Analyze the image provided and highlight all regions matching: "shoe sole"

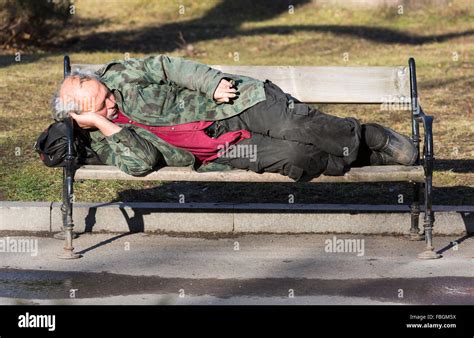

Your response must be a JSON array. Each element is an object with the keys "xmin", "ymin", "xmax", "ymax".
[{"xmin": 380, "ymin": 128, "xmax": 417, "ymax": 166}]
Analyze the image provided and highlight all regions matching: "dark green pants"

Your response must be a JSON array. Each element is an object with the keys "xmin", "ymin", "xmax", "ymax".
[{"xmin": 213, "ymin": 80, "xmax": 369, "ymax": 181}]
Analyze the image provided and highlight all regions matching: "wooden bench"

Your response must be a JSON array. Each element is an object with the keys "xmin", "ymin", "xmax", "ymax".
[{"xmin": 57, "ymin": 55, "xmax": 439, "ymax": 260}]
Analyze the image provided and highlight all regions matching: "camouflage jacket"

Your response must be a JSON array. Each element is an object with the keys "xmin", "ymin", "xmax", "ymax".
[{"xmin": 89, "ymin": 55, "xmax": 266, "ymax": 176}]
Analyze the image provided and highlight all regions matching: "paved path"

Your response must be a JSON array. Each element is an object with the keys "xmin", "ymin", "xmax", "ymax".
[{"xmin": 0, "ymin": 233, "xmax": 473, "ymax": 305}]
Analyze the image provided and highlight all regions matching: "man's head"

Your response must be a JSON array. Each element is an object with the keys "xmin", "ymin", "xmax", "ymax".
[{"xmin": 51, "ymin": 73, "xmax": 117, "ymax": 122}]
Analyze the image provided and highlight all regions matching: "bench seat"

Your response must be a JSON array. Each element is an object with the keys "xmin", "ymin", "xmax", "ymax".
[{"xmin": 75, "ymin": 165, "xmax": 425, "ymax": 183}]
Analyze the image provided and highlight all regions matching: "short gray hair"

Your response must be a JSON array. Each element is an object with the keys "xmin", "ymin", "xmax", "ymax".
[{"xmin": 51, "ymin": 71, "xmax": 101, "ymax": 122}]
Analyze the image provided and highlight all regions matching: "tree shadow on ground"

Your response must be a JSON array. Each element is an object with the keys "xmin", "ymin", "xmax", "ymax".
[
  {"xmin": 2, "ymin": 0, "xmax": 473, "ymax": 68},
  {"xmin": 49, "ymin": 0, "xmax": 473, "ymax": 53}
]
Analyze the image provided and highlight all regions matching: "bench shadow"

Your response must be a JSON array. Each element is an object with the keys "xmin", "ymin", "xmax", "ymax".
[
  {"xmin": 110, "ymin": 182, "xmax": 474, "ymax": 205},
  {"xmin": 434, "ymin": 160, "xmax": 474, "ymax": 174},
  {"xmin": 76, "ymin": 232, "xmax": 131, "ymax": 255},
  {"xmin": 436, "ymin": 211, "xmax": 473, "ymax": 255},
  {"xmin": 76, "ymin": 198, "xmax": 473, "ymax": 256},
  {"xmin": 83, "ymin": 204, "xmax": 148, "ymax": 234},
  {"xmin": 78, "ymin": 183, "xmax": 473, "ymax": 241},
  {"xmin": 78, "ymin": 204, "xmax": 152, "ymax": 255}
]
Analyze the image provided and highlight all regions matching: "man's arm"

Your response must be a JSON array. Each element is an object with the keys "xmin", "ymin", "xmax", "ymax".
[
  {"xmin": 72, "ymin": 113, "xmax": 165, "ymax": 176},
  {"xmin": 94, "ymin": 116, "xmax": 122, "ymax": 136},
  {"xmin": 142, "ymin": 55, "xmax": 236, "ymax": 101}
]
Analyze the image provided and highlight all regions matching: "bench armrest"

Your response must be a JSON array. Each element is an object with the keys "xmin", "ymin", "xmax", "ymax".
[{"xmin": 414, "ymin": 107, "xmax": 434, "ymax": 175}]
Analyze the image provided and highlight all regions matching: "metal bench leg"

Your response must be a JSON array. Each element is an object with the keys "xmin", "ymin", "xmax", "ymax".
[
  {"xmin": 409, "ymin": 94, "xmax": 424, "ymax": 241},
  {"xmin": 418, "ymin": 175, "xmax": 440, "ymax": 259},
  {"xmin": 58, "ymin": 167, "xmax": 81, "ymax": 259},
  {"xmin": 57, "ymin": 117, "xmax": 82, "ymax": 259},
  {"xmin": 417, "ymin": 116, "xmax": 440, "ymax": 259},
  {"xmin": 409, "ymin": 183, "xmax": 424, "ymax": 241},
  {"xmin": 53, "ymin": 192, "xmax": 79, "ymax": 240}
]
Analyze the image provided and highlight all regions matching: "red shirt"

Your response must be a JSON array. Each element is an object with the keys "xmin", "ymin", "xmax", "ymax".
[{"xmin": 111, "ymin": 111, "xmax": 251, "ymax": 164}]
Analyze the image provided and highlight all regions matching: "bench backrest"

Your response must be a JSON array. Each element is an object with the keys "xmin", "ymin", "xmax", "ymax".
[{"xmin": 71, "ymin": 64, "xmax": 411, "ymax": 107}]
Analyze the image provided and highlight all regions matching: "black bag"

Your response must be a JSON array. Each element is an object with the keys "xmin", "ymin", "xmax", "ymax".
[{"xmin": 34, "ymin": 121, "xmax": 103, "ymax": 167}]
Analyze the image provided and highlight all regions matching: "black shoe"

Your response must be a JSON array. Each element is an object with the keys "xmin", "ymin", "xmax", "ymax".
[
  {"xmin": 362, "ymin": 123, "xmax": 389, "ymax": 150},
  {"xmin": 369, "ymin": 151, "xmax": 384, "ymax": 165},
  {"xmin": 376, "ymin": 127, "xmax": 417, "ymax": 165}
]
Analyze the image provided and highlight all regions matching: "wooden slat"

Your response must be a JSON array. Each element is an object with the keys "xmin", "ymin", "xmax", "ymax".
[
  {"xmin": 75, "ymin": 165, "xmax": 425, "ymax": 183},
  {"xmin": 71, "ymin": 64, "xmax": 410, "ymax": 105}
]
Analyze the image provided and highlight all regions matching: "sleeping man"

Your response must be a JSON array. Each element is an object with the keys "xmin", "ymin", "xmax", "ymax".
[{"xmin": 52, "ymin": 55, "xmax": 417, "ymax": 182}]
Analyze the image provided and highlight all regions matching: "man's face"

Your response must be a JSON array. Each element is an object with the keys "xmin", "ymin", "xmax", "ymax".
[
  {"xmin": 88, "ymin": 82, "xmax": 118, "ymax": 120},
  {"xmin": 60, "ymin": 77, "xmax": 118, "ymax": 120}
]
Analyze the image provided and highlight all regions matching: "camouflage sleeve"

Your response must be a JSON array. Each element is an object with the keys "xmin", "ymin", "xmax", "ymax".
[
  {"xmin": 143, "ymin": 55, "xmax": 225, "ymax": 100},
  {"xmin": 91, "ymin": 127, "xmax": 166, "ymax": 176}
]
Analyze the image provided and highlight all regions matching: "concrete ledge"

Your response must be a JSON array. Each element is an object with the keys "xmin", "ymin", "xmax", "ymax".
[
  {"xmin": 0, "ymin": 202, "xmax": 51, "ymax": 232},
  {"xmin": 233, "ymin": 211, "xmax": 469, "ymax": 235},
  {"xmin": 50, "ymin": 202, "xmax": 234, "ymax": 233},
  {"xmin": 1, "ymin": 202, "xmax": 472, "ymax": 235}
]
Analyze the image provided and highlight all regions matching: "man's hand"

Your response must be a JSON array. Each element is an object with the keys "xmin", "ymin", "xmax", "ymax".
[
  {"xmin": 70, "ymin": 111, "xmax": 122, "ymax": 137},
  {"xmin": 213, "ymin": 79, "xmax": 238, "ymax": 103},
  {"xmin": 69, "ymin": 111, "xmax": 104, "ymax": 129}
]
